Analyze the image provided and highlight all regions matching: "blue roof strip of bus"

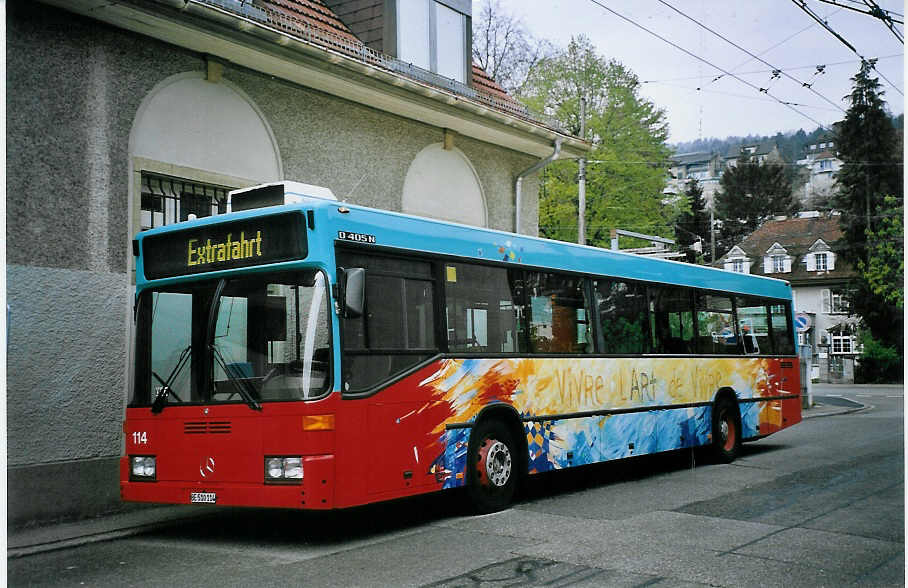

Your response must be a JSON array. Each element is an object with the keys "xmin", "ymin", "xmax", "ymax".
[
  {"xmin": 136, "ymin": 193, "xmax": 792, "ymax": 301},
  {"xmin": 324, "ymin": 200, "xmax": 793, "ymax": 300}
]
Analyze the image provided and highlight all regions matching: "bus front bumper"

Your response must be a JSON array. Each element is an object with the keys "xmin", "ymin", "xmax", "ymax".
[{"xmin": 120, "ymin": 454, "xmax": 335, "ymax": 510}]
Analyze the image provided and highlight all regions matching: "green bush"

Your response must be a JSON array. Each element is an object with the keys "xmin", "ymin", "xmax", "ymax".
[{"xmin": 856, "ymin": 333, "xmax": 903, "ymax": 384}]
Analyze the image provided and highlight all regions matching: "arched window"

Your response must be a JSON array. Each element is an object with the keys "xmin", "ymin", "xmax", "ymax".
[
  {"xmin": 401, "ymin": 143, "xmax": 486, "ymax": 227},
  {"xmin": 129, "ymin": 72, "xmax": 282, "ymax": 234}
]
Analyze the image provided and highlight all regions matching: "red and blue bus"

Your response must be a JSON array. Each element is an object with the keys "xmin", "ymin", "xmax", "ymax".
[{"xmin": 122, "ymin": 181, "xmax": 801, "ymax": 512}]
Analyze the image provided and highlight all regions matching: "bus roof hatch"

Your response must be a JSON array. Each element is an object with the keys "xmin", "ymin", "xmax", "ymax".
[{"xmin": 228, "ymin": 181, "xmax": 337, "ymax": 212}]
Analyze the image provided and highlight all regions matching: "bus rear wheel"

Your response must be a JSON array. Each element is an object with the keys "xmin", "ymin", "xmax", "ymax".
[
  {"xmin": 711, "ymin": 396, "xmax": 741, "ymax": 463},
  {"xmin": 467, "ymin": 420, "xmax": 517, "ymax": 513}
]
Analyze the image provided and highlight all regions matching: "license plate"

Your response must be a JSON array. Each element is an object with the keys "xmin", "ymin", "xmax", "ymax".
[{"xmin": 190, "ymin": 492, "xmax": 216, "ymax": 504}]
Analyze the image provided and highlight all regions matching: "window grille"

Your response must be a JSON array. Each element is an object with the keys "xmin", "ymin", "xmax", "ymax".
[
  {"xmin": 831, "ymin": 334, "xmax": 853, "ymax": 354},
  {"xmin": 815, "ymin": 253, "xmax": 828, "ymax": 271},
  {"xmin": 140, "ymin": 172, "xmax": 231, "ymax": 230}
]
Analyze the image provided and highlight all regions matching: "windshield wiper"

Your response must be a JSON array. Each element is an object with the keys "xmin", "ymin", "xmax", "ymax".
[
  {"xmin": 210, "ymin": 344, "xmax": 262, "ymax": 411},
  {"xmin": 151, "ymin": 344, "xmax": 190, "ymax": 414}
]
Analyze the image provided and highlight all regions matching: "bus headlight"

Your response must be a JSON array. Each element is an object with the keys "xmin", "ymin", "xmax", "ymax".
[
  {"xmin": 265, "ymin": 456, "xmax": 303, "ymax": 482},
  {"xmin": 130, "ymin": 456, "xmax": 156, "ymax": 481}
]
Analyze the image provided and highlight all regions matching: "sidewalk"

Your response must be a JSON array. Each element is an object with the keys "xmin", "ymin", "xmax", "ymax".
[
  {"xmin": 8, "ymin": 397, "xmax": 867, "ymax": 559},
  {"xmin": 8, "ymin": 505, "xmax": 220, "ymax": 559}
]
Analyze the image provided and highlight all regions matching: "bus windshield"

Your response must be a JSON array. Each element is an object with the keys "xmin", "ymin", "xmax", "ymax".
[{"xmin": 133, "ymin": 270, "xmax": 331, "ymax": 407}]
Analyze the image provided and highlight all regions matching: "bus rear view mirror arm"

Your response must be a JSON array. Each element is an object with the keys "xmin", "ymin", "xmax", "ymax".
[{"xmin": 342, "ymin": 267, "xmax": 365, "ymax": 318}]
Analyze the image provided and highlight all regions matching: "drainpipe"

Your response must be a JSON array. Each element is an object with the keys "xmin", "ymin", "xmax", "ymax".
[{"xmin": 515, "ymin": 139, "xmax": 562, "ymax": 234}]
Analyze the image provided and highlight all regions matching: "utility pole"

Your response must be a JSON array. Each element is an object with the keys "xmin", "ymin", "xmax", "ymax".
[
  {"xmin": 710, "ymin": 207, "xmax": 716, "ymax": 263},
  {"xmin": 578, "ymin": 95, "xmax": 587, "ymax": 246}
]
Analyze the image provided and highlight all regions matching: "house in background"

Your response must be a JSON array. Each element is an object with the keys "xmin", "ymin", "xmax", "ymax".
[
  {"xmin": 797, "ymin": 134, "xmax": 842, "ymax": 209},
  {"xmin": 668, "ymin": 140, "xmax": 786, "ymax": 209},
  {"xmin": 666, "ymin": 151, "xmax": 723, "ymax": 207},
  {"xmin": 7, "ymin": 0, "xmax": 588, "ymax": 527},
  {"xmin": 716, "ymin": 212, "xmax": 859, "ymax": 383},
  {"xmin": 723, "ymin": 140, "xmax": 784, "ymax": 169}
]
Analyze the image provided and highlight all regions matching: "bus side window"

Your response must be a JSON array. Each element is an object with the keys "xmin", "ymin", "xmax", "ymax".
[
  {"xmin": 522, "ymin": 271, "xmax": 589, "ymax": 354},
  {"xmin": 444, "ymin": 263, "xmax": 520, "ymax": 353},
  {"xmin": 593, "ymin": 279, "xmax": 648, "ymax": 354},
  {"xmin": 736, "ymin": 296, "xmax": 772, "ymax": 356},
  {"xmin": 336, "ymin": 251, "xmax": 437, "ymax": 393},
  {"xmin": 695, "ymin": 293, "xmax": 737, "ymax": 355},
  {"xmin": 649, "ymin": 286, "xmax": 695, "ymax": 354},
  {"xmin": 769, "ymin": 302, "xmax": 796, "ymax": 355}
]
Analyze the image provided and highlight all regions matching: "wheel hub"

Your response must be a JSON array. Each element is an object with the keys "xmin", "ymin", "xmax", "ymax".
[
  {"xmin": 720, "ymin": 414, "xmax": 736, "ymax": 451},
  {"xmin": 478, "ymin": 439, "xmax": 512, "ymax": 487}
]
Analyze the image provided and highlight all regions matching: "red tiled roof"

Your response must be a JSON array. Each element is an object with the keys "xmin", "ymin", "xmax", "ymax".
[
  {"xmin": 256, "ymin": 1, "xmax": 521, "ymax": 109},
  {"xmin": 813, "ymin": 150, "xmax": 837, "ymax": 160},
  {"xmin": 471, "ymin": 64, "xmax": 509, "ymax": 99},
  {"xmin": 720, "ymin": 215, "xmax": 856, "ymax": 282},
  {"xmin": 260, "ymin": 0, "xmax": 359, "ymax": 42},
  {"xmin": 471, "ymin": 63, "xmax": 524, "ymax": 111}
]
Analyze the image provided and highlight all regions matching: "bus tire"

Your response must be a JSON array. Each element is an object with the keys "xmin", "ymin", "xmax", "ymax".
[
  {"xmin": 711, "ymin": 396, "xmax": 741, "ymax": 463},
  {"xmin": 467, "ymin": 419, "xmax": 517, "ymax": 513}
]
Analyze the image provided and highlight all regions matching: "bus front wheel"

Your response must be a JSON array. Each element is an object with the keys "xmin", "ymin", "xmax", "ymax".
[
  {"xmin": 467, "ymin": 420, "xmax": 517, "ymax": 513},
  {"xmin": 711, "ymin": 396, "xmax": 741, "ymax": 463}
]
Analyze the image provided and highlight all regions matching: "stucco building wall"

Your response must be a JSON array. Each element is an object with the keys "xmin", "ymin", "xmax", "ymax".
[{"xmin": 7, "ymin": 0, "xmax": 539, "ymax": 526}]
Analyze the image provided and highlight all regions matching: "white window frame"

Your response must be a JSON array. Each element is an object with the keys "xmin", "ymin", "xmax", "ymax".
[
  {"xmin": 732, "ymin": 259, "xmax": 744, "ymax": 273},
  {"xmin": 815, "ymin": 252, "xmax": 828, "ymax": 271},
  {"xmin": 397, "ymin": 0, "xmax": 468, "ymax": 83},
  {"xmin": 822, "ymin": 289, "xmax": 850, "ymax": 314},
  {"xmin": 772, "ymin": 255, "xmax": 785, "ymax": 273},
  {"xmin": 830, "ymin": 333, "xmax": 854, "ymax": 354}
]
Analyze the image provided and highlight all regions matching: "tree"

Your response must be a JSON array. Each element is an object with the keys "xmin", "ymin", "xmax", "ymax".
[
  {"xmin": 522, "ymin": 36, "xmax": 673, "ymax": 247},
  {"xmin": 860, "ymin": 195, "xmax": 903, "ymax": 310},
  {"xmin": 833, "ymin": 62, "xmax": 903, "ymax": 381},
  {"xmin": 675, "ymin": 179, "xmax": 710, "ymax": 263},
  {"xmin": 471, "ymin": 0, "xmax": 553, "ymax": 95},
  {"xmin": 714, "ymin": 155, "xmax": 796, "ymax": 255},
  {"xmin": 834, "ymin": 61, "xmax": 902, "ymax": 266}
]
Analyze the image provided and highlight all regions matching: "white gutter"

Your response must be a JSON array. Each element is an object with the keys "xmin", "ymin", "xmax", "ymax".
[{"xmin": 514, "ymin": 139, "xmax": 562, "ymax": 234}]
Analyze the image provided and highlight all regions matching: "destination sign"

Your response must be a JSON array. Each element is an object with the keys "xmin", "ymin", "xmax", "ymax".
[{"xmin": 142, "ymin": 212, "xmax": 307, "ymax": 279}]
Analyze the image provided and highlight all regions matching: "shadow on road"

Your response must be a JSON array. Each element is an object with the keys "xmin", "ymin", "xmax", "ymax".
[{"xmin": 146, "ymin": 444, "xmax": 793, "ymax": 546}]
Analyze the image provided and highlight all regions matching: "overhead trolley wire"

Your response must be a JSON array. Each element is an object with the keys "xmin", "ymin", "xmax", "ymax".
[
  {"xmin": 585, "ymin": 0, "xmax": 830, "ymax": 130},
  {"xmin": 816, "ymin": 0, "xmax": 903, "ymax": 24},
  {"xmin": 700, "ymin": 9, "xmax": 843, "ymax": 90},
  {"xmin": 647, "ymin": 81, "xmax": 844, "ymax": 111},
  {"xmin": 791, "ymin": 0, "xmax": 904, "ymax": 95},
  {"xmin": 861, "ymin": 0, "xmax": 904, "ymax": 43},
  {"xmin": 641, "ymin": 53, "xmax": 902, "ymax": 84},
  {"xmin": 655, "ymin": 0, "xmax": 846, "ymax": 112}
]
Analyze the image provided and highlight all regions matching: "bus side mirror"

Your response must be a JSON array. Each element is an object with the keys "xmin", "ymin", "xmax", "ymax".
[{"xmin": 342, "ymin": 267, "xmax": 365, "ymax": 318}]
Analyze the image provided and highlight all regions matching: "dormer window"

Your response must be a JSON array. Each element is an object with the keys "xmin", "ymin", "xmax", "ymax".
[
  {"xmin": 772, "ymin": 255, "xmax": 785, "ymax": 273},
  {"xmin": 763, "ymin": 242, "xmax": 790, "ymax": 274},
  {"xmin": 722, "ymin": 246, "xmax": 750, "ymax": 274},
  {"xmin": 806, "ymin": 239, "xmax": 836, "ymax": 272},
  {"xmin": 397, "ymin": 0, "xmax": 469, "ymax": 83}
]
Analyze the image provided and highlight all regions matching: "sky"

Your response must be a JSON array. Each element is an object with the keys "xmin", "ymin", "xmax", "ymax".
[{"xmin": 489, "ymin": 0, "xmax": 905, "ymax": 144}]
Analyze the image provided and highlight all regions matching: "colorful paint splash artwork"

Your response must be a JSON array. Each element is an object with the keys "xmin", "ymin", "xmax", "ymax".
[{"xmin": 417, "ymin": 357, "xmax": 798, "ymax": 488}]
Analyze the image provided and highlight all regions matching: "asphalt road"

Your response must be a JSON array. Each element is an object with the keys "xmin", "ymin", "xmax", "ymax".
[{"xmin": 9, "ymin": 389, "xmax": 903, "ymax": 587}]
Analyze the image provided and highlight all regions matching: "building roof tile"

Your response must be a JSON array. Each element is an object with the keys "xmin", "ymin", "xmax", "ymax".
[
  {"xmin": 257, "ymin": 0, "xmax": 523, "ymax": 118},
  {"xmin": 717, "ymin": 215, "xmax": 857, "ymax": 283},
  {"xmin": 262, "ymin": 0, "xmax": 359, "ymax": 42}
]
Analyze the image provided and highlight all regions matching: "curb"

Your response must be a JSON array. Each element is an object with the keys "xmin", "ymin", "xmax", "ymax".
[
  {"xmin": 803, "ymin": 396, "xmax": 869, "ymax": 419},
  {"xmin": 8, "ymin": 509, "xmax": 219, "ymax": 559}
]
